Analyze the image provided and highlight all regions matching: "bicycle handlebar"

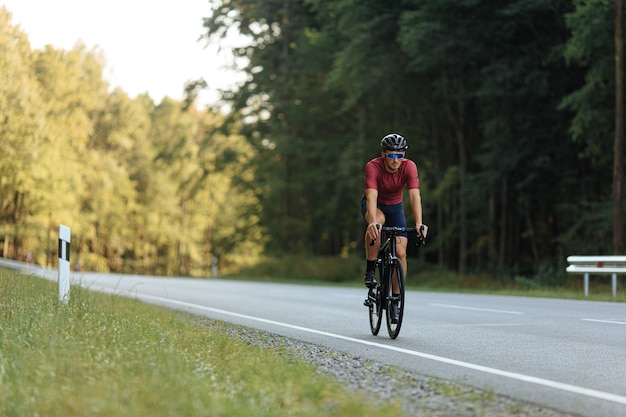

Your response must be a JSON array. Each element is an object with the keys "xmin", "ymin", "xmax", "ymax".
[
  {"xmin": 369, "ymin": 225, "xmax": 426, "ymax": 246},
  {"xmin": 381, "ymin": 226, "xmax": 417, "ymax": 233}
]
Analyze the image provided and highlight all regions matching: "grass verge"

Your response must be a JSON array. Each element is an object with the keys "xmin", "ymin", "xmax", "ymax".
[
  {"xmin": 0, "ymin": 269, "xmax": 402, "ymax": 417},
  {"xmin": 231, "ymin": 255, "xmax": 626, "ymax": 302}
]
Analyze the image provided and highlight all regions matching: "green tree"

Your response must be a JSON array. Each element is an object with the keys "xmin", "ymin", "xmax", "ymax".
[
  {"xmin": 561, "ymin": 0, "xmax": 625, "ymax": 255},
  {"xmin": 613, "ymin": 0, "xmax": 624, "ymax": 254},
  {"xmin": 1, "ymin": 5, "xmax": 267, "ymax": 276},
  {"xmin": 323, "ymin": 0, "xmax": 430, "ymax": 255},
  {"xmin": 148, "ymin": 98, "xmax": 201, "ymax": 274},
  {"xmin": 204, "ymin": 0, "xmax": 363, "ymax": 255},
  {"xmin": 6, "ymin": 0, "xmax": 625, "ymax": 279},
  {"xmin": 31, "ymin": 43, "xmax": 109, "ymax": 265},
  {"xmin": 0, "ymin": 8, "xmax": 45, "ymax": 260},
  {"xmin": 398, "ymin": 0, "xmax": 582, "ymax": 276},
  {"xmin": 81, "ymin": 88, "xmax": 155, "ymax": 272},
  {"xmin": 195, "ymin": 112, "xmax": 265, "ymax": 271},
  {"xmin": 398, "ymin": 0, "xmax": 493, "ymax": 272}
]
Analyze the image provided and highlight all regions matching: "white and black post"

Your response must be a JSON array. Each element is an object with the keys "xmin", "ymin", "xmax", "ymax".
[{"xmin": 58, "ymin": 225, "xmax": 71, "ymax": 303}]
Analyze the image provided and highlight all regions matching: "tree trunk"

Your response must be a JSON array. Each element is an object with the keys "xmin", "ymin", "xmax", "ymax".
[
  {"xmin": 445, "ymin": 98, "xmax": 468, "ymax": 273},
  {"xmin": 614, "ymin": 0, "xmax": 625, "ymax": 254},
  {"xmin": 498, "ymin": 177, "xmax": 508, "ymax": 268}
]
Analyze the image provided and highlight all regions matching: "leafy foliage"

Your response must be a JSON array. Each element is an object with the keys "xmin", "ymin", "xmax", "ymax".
[
  {"xmin": 1, "ymin": 1, "xmax": 625, "ymax": 280},
  {"xmin": 0, "ymin": 7, "xmax": 263, "ymax": 275},
  {"xmin": 203, "ymin": 0, "xmax": 625, "ymax": 280}
]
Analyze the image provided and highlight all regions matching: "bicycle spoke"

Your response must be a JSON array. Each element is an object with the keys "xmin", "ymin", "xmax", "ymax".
[{"xmin": 386, "ymin": 260, "xmax": 405, "ymax": 339}]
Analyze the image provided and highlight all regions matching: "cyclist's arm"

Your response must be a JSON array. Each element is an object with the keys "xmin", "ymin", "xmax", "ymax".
[
  {"xmin": 364, "ymin": 188, "xmax": 381, "ymax": 241},
  {"xmin": 408, "ymin": 188, "xmax": 427, "ymax": 237}
]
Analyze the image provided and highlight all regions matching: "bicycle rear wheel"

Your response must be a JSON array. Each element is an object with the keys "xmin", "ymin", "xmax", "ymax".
[
  {"xmin": 386, "ymin": 259, "xmax": 405, "ymax": 339},
  {"xmin": 368, "ymin": 266, "xmax": 383, "ymax": 335}
]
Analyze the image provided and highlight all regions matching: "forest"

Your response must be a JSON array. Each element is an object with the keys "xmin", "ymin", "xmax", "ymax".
[{"xmin": 1, "ymin": 1, "xmax": 624, "ymax": 282}]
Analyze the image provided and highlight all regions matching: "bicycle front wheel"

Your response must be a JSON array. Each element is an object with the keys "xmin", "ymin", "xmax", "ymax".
[
  {"xmin": 386, "ymin": 259, "xmax": 405, "ymax": 339},
  {"xmin": 368, "ymin": 265, "xmax": 383, "ymax": 335}
]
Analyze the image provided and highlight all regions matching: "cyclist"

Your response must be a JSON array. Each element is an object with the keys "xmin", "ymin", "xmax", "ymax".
[{"xmin": 361, "ymin": 133, "xmax": 428, "ymax": 319}]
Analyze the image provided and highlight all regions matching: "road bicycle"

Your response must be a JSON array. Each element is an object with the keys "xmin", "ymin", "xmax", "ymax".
[{"xmin": 364, "ymin": 225, "xmax": 425, "ymax": 339}]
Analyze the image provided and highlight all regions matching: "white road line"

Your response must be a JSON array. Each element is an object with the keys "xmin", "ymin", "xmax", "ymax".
[
  {"xmin": 581, "ymin": 318, "xmax": 626, "ymax": 325},
  {"xmin": 429, "ymin": 303, "xmax": 524, "ymax": 315},
  {"xmin": 137, "ymin": 293, "xmax": 626, "ymax": 407}
]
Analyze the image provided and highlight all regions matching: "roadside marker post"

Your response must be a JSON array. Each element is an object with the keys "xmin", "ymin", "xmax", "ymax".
[{"xmin": 58, "ymin": 225, "xmax": 71, "ymax": 303}]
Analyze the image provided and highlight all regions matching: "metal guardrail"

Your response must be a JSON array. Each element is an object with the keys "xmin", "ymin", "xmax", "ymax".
[
  {"xmin": 566, "ymin": 256, "xmax": 626, "ymax": 297},
  {"xmin": 0, "ymin": 257, "xmax": 56, "ymax": 281}
]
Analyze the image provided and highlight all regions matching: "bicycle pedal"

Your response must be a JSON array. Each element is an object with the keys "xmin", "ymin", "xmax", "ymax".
[{"xmin": 363, "ymin": 299, "xmax": 372, "ymax": 307}]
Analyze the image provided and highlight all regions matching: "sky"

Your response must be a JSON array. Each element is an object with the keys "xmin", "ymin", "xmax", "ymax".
[{"xmin": 1, "ymin": 0, "xmax": 245, "ymax": 106}]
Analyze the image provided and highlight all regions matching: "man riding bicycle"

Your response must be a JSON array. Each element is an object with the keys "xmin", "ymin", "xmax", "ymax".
[{"xmin": 361, "ymin": 133, "xmax": 428, "ymax": 302}]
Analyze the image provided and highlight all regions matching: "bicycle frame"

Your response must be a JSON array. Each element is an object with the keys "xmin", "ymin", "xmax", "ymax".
[{"xmin": 377, "ymin": 227, "xmax": 410, "ymax": 300}]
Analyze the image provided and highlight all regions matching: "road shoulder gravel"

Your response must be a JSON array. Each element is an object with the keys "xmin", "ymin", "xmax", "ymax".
[{"xmin": 196, "ymin": 318, "xmax": 579, "ymax": 417}]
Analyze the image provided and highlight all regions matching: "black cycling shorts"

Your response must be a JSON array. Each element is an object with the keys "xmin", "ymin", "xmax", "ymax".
[{"xmin": 361, "ymin": 195, "xmax": 408, "ymax": 238}]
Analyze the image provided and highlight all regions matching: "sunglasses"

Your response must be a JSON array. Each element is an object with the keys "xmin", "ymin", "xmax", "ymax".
[{"xmin": 385, "ymin": 153, "xmax": 405, "ymax": 160}]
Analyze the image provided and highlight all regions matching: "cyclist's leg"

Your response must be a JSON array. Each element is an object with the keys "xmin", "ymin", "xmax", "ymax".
[{"xmin": 394, "ymin": 236, "xmax": 408, "ymax": 293}]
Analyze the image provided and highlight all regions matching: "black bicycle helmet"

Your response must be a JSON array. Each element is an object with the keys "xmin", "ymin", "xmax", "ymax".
[{"xmin": 380, "ymin": 133, "xmax": 408, "ymax": 151}]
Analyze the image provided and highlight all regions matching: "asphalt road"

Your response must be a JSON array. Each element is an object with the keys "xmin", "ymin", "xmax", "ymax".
[{"xmin": 3, "ymin": 259, "xmax": 625, "ymax": 417}]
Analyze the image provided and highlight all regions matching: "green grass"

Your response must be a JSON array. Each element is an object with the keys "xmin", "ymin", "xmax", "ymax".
[
  {"xmin": 406, "ymin": 267, "xmax": 626, "ymax": 302},
  {"xmin": 0, "ymin": 269, "xmax": 403, "ymax": 417},
  {"xmin": 2, "ymin": 261, "xmax": 619, "ymax": 417},
  {"xmin": 231, "ymin": 255, "xmax": 626, "ymax": 302}
]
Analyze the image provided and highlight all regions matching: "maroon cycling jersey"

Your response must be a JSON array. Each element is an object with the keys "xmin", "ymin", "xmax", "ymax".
[{"xmin": 364, "ymin": 157, "xmax": 419, "ymax": 205}]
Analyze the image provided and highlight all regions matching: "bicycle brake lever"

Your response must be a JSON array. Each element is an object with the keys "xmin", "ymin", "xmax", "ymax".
[
  {"xmin": 368, "ymin": 224, "xmax": 381, "ymax": 246},
  {"xmin": 416, "ymin": 225, "xmax": 426, "ymax": 247}
]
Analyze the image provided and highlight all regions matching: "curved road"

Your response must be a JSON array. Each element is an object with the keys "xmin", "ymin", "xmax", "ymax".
[{"xmin": 3, "ymin": 260, "xmax": 625, "ymax": 417}]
